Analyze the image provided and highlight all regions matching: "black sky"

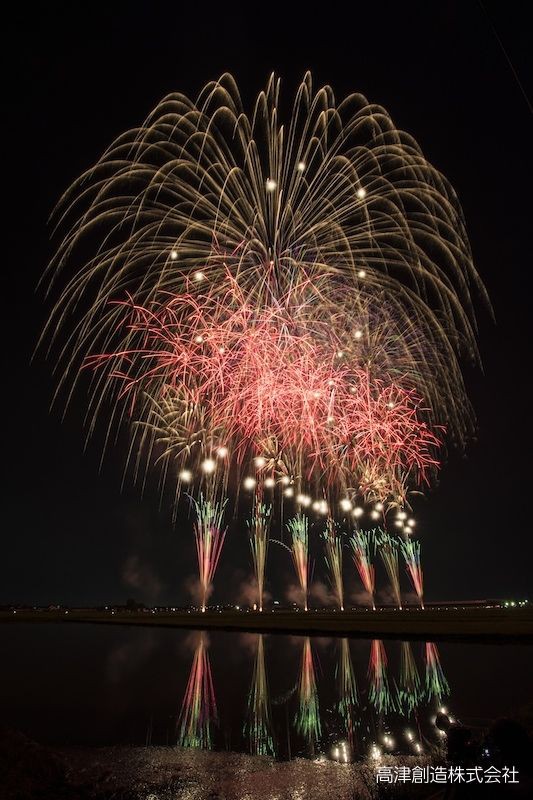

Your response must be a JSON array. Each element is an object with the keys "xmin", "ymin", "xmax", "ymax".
[{"xmin": 4, "ymin": 2, "xmax": 532, "ymax": 606}]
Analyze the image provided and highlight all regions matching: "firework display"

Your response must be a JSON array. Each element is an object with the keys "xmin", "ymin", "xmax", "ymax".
[
  {"xmin": 368, "ymin": 639, "xmax": 395, "ymax": 714},
  {"xmin": 244, "ymin": 635, "xmax": 275, "ymax": 756},
  {"xmin": 377, "ymin": 531, "xmax": 402, "ymax": 609},
  {"xmin": 401, "ymin": 537, "xmax": 424, "ymax": 608},
  {"xmin": 350, "ymin": 530, "xmax": 376, "ymax": 609},
  {"xmin": 336, "ymin": 638, "xmax": 358, "ymax": 747},
  {"xmin": 287, "ymin": 514, "xmax": 310, "ymax": 611},
  {"xmin": 424, "ymin": 642, "xmax": 450, "ymax": 703},
  {"xmin": 396, "ymin": 641, "xmax": 422, "ymax": 715},
  {"xmin": 295, "ymin": 637, "xmax": 321, "ymax": 746},
  {"xmin": 178, "ymin": 633, "xmax": 217, "ymax": 749},
  {"xmin": 43, "ymin": 73, "xmax": 487, "ymax": 531},
  {"xmin": 247, "ymin": 494, "xmax": 272, "ymax": 612},
  {"xmin": 191, "ymin": 494, "xmax": 227, "ymax": 612},
  {"xmin": 322, "ymin": 518, "xmax": 344, "ymax": 610},
  {"xmin": 173, "ymin": 636, "xmax": 450, "ymax": 760}
]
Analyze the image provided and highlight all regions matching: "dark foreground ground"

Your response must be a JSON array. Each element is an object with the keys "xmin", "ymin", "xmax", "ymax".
[
  {"xmin": 2, "ymin": 606, "xmax": 532, "ymax": 641},
  {"xmin": 0, "ymin": 726, "xmax": 455, "ymax": 800},
  {"xmin": 3, "ymin": 726, "xmax": 533, "ymax": 800}
]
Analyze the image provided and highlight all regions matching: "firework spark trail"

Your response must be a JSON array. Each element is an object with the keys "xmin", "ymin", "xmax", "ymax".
[
  {"xmin": 295, "ymin": 637, "xmax": 321, "ymax": 745},
  {"xmin": 287, "ymin": 514, "xmax": 310, "ymax": 611},
  {"xmin": 350, "ymin": 530, "xmax": 376, "ymax": 610},
  {"xmin": 336, "ymin": 638, "xmax": 358, "ymax": 747},
  {"xmin": 42, "ymin": 73, "xmax": 489, "ymax": 521},
  {"xmin": 424, "ymin": 642, "xmax": 450, "ymax": 703},
  {"xmin": 322, "ymin": 518, "xmax": 344, "ymax": 610},
  {"xmin": 248, "ymin": 495, "xmax": 272, "ymax": 612},
  {"xmin": 401, "ymin": 537, "xmax": 424, "ymax": 608},
  {"xmin": 396, "ymin": 641, "xmax": 422, "ymax": 715},
  {"xmin": 91, "ymin": 285, "xmax": 443, "ymax": 509},
  {"xmin": 177, "ymin": 633, "xmax": 217, "ymax": 749},
  {"xmin": 244, "ymin": 635, "xmax": 275, "ymax": 757},
  {"xmin": 368, "ymin": 639, "xmax": 395, "ymax": 714},
  {"xmin": 191, "ymin": 494, "xmax": 227, "ymax": 612},
  {"xmin": 377, "ymin": 530, "xmax": 403, "ymax": 609}
]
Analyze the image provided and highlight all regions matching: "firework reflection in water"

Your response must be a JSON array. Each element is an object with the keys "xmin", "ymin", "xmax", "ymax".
[
  {"xmin": 295, "ymin": 637, "xmax": 321, "ymax": 748},
  {"xmin": 336, "ymin": 638, "xmax": 358, "ymax": 748},
  {"xmin": 425, "ymin": 642, "xmax": 450, "ymax": 703},
  {"xmin": 177, "ymin": 633, "xmax": 217, "ymax": 749},
  {"xmin": 368, "ymin": 639, "xmax": 396, "ymax": 714},
  {"xmin": 244, "ymin": 634, "xmax": 275, "ymax": 757},
  {"xmin": 396, "ymin": 641, "xmax": 422, "ymax": 715}
]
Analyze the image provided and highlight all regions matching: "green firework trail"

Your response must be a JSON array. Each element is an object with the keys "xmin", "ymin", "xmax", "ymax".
[
  {"xmin": 322, "ymin": 518, "xmax": 344, "ymax": 610},
  {"xmin": 248, "ymin": 501, "xmax": 272, "ymax": 611},
  {"xmin": 244, "ymin": 634, "xmax": 275, "ymax": 756}
]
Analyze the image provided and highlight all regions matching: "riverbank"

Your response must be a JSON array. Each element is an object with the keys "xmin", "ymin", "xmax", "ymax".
[
  {"xmin": 2, "ymin": 606, "xmax": 532, "ymax": 641},
  {"xmin": 0, "ymin": 727, "xmax": 431, "ymax": 800}
]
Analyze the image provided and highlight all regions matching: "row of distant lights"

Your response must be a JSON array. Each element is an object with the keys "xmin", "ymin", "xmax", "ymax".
[{"xmin": 179, "ymin": 454, "xmax": 415, "ymax": 529}]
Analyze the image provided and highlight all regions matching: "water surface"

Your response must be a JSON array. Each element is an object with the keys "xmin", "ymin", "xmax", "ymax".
[{"xmin": 1, "ymin": 624, "xmax": 531, "ymax": 761}]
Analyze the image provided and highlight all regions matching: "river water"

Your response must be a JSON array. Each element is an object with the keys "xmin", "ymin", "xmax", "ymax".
[{"xmin": 1, "ymin": 623, "xmax": 531, "ymax": 762}]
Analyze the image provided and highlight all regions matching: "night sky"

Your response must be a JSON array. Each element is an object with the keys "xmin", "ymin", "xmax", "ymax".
[{"xmin": 4, "ymin": 2, "xmax": 531, "ymax": 607}]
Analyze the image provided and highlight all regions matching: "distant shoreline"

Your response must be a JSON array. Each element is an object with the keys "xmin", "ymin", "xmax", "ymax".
[{"xmin": 2, "ymin": 607, "xmax": 532, "ymax": 643}]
